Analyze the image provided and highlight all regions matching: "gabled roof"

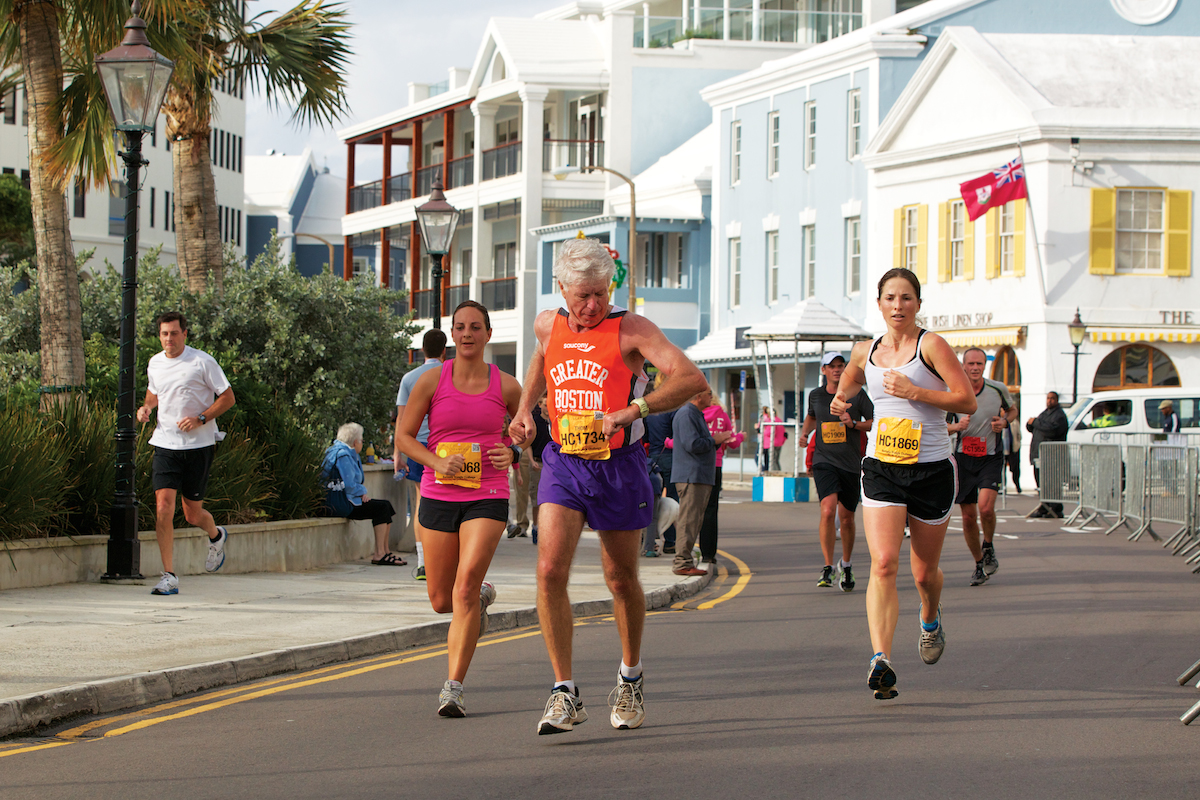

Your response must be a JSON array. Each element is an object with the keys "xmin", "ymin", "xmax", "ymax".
[
  {"xmin": 866, "ymin": 27, "xmax": 1200, "ymax": 166},
  {"xmin": 745, "ymin": 299, "xmax": 873, "ymax": 342},
  {"xmin": 244, "ymin": 148, "xmax": 314, "ymax": 213},
  {"xmin": 468, "ymin": 17, "xmax": 607, "ymax": 95}
]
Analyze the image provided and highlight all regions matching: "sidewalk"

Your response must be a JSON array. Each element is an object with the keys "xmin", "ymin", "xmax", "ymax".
[{"xmin": 0, "ymin": 531, "xmax": 709, "ymax": 738}]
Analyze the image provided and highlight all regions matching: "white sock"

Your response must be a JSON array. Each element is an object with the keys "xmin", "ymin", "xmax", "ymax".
[
  {"xmin": 554, "ymin": 679, "xmax": 576, "ymax": 694},
  {"xmin": 841, "ymin": 559, "xmax": 852, "ymax": 569},
  {"xmin": 620, "ymin": 661, "xmax": 642, "ymax": 680},
  {"xmin": 446, "ymin": 679, "xmax": 462, "ymax": 689},
  {"xmin": 416, "ymin": 542, "xmax": 425, "ymax": 568}
]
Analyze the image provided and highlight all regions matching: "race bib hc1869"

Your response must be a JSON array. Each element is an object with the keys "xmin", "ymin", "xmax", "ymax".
[{"xmin": 875, "ymin": 418, "xmax": 921, "ymax": 465}]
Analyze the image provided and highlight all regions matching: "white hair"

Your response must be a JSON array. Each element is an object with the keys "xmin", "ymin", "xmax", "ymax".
[
  {"xmin": 554, "ymin": 238, "xmax": 616, "ymax": 288},
  {"xmin": 336, "ymin": 422, "xmax": 364, "ymax": 445}
]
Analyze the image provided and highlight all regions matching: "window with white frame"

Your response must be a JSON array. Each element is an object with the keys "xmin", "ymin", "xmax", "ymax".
[
  {"xmin": 494, "ymin": 241, "xmax": 517, "ymax": 278},
  {"xmin": 950, "ymin": 200, "xmax": 966, "ymax": 279},
  {"xmin": 767, "ymin": 230, "xmax": 780, "ymax": 303},
  {"xmin": 999, "ymin": 203, "xmax": 1017, "ymax": 275},
  {"xmin": 1116, "ymin": 188, "xmax": 1165, "ymax": 273},
  {"xmin": 767, "ymin": 111, "xmax": 780, "ymax": 178},
  {"xmin": 804, "ymin": 100, "xmax": 817, "ymax": 169},
  {"xmin": 730, "ymin": 237, "xmax": 742, "ymax": 307},
  {"xmin": 904, "ymin": 207, "xmax": 920, "ymax": 272},
  {"xmin": 731, "ymin": 120, "xmax": 742, "ymax": 184},
  {"xmin": 845, "ymin": 217, "xmax": 861, "ymax": 294},
  {"xmin": 803, "ymin": 224, "xmax": 816, "ymax": 298},
  {"xmin": 641, "ymin": 232, "xmax": 686, "ymax": 288},
  {"xmin": 847, "ymin": 89, "xmax": 862, "ymax": 160},
  {"xmin": 457, "ymin": 248, "xmax": 472, "ymax": 284},
  {"xmin": 353, "ymin": 256, "xmax": 369, "ymax": 277}
]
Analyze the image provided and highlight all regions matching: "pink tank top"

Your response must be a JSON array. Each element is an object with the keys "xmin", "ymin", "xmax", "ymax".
[{"xmin": 421, "ymin": 359, "xmax": 510, "ymax": 502}]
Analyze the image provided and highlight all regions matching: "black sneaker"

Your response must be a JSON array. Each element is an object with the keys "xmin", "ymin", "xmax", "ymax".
[
  {"xmin": 970, "ymin": 561, "xmax": 989, "ymax": 586},
  {"xmin": 414, "ymin": 565, "xmax": 426, "ymax": 581},
  {"xmin": 838, "ymin": 563, "xmax": 856, "ymax": 592},
  {"xmin": 868, "ymin": 653, "xmax": 899, "ymax": 700},
  {"xmin": 981, "ymin": 544, "xmax": 999, "ymax": 576},
  {"xmin": 818, "ymin": 565, "xmax": 834, "ymax": 587}
]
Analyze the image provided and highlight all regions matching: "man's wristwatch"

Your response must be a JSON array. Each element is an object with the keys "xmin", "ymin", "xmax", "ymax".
[
  {"xmin": 633, "ymin": 397, "xmax": 650, "ymax": 418},
  {"xmin": 197, "ymin": 413, "xmax": 207, "ymax": 424}
]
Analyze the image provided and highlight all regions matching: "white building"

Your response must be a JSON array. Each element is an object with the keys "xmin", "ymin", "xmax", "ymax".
[
  {"xmin": 0, "ymin": 79, "xmax": 246, "ymax": 273},
  {"xmin": 865, "ymin": 27, "xmax": 1200, "ymax": 447},
  {"xmin": 244, "ymin": 148, "xmax": 346, "ymax": 278}
]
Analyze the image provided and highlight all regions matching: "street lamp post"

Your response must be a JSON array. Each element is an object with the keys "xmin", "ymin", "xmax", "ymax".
[
  {"xmin": 414, "ymin": 181, "xmax": 460, "ymax": 329},
  {"xmin": 554, "ymin": 165, "xmax": 637, "ymax": 312},
  {"xmin": 95, "ymin": 0, "xmax": 175, "ymax": 580},
  {"xmin": 1068, "ymin": 308, "xmax": 1087, "ymax": 404}
]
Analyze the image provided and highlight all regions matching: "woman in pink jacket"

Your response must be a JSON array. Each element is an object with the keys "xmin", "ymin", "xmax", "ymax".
[
  {"xmin": 698, "ymin": 388, "xmax": 745, "ymax": 570},
  {"xmin": 757, "ymin": 406, "xmax": 786, "ymax": 472}
]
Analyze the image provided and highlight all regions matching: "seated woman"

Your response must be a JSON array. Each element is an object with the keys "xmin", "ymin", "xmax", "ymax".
[{"xmin": 322, "ymin": 422, "xmax": 406, "ymax": 566}]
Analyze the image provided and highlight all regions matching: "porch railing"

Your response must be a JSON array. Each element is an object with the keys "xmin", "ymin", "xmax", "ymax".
[
  {"xmin": 481, "ymin": 277, "xmax": 517, "ymax": 311},
  {"xmin": 447, "ymin": 155, "xmax": 474, "ymax": 189},
  {"xmin": 542, "ymin": 139, "xmax": 604, "ymax": 173},
  {"xmin": 482, "ymin": 142, "xmax": 521, "ymax": 181}
]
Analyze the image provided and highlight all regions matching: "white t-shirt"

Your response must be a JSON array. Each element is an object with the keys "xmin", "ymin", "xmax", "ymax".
[{"xmin": 147, "ymin": 346, "xmax": 232, "ymax": 450}]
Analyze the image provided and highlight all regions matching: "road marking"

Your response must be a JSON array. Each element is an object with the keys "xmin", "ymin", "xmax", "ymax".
[
  {"xmin": 697, "ymin": 549, "xmax": 752, "ymax": 610},
  {"xmin": 0, "ymin": 741, "xmax": 74, "ymax": 759}
]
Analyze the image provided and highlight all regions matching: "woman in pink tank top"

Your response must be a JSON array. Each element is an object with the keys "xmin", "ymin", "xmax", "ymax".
[{"xmin": 397, "ymin": 301, "xmax": 523, "ymax": 718}]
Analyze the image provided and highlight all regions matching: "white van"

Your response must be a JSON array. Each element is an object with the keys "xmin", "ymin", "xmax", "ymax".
[{"xmin": 1064, "ymin": 389, "xmax": 1200, "ymax": 447}]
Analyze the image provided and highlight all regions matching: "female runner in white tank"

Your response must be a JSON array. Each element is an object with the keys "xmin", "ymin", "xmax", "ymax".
[{"xmin": 832, "ymin": 268, "xmax": 976, "ymax": 700}]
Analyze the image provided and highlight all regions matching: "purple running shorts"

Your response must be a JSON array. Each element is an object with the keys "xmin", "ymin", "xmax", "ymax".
[{"xmin": 539, "ymin": 441, "xmax": 654, "ymax": 532}]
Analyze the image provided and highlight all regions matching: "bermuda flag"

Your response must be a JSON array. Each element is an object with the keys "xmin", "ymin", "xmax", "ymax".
[{"xmin": 960, "ymin": 156, "xmax": 1028, "ymax": 221}]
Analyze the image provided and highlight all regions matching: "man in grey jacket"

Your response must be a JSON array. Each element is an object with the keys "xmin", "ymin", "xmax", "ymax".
[{"xmin": 671, "ymin": 389, "xmax": 731, "ymax": 575}]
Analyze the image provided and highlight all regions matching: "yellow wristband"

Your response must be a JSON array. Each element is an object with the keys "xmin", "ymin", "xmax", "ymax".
[{"xmin": 633, "ymin": 397, "xmax": 650, "ymax": 418}]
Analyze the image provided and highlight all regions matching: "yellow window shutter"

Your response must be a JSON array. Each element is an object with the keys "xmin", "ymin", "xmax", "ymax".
[
  {"xmin": 1165, "ymin": 189, "xmax": 1192, "ymax": 277},
  {"xmin": 963, "ymin": 206, "xmax": 976, "ymax": 280},
  {"xmin": 1012, "ymin": 198, "xmax": 1026, "ymax": 277},
  {"xmin": 937, "ymin": 202, "xmax": 949, "ymax": 282},
  {"xmin": 915, "ymin": 203, "xmax": 928, "ymax": 283},
  {"xmin": 985, "ymin": 207, "xmax": 998, "ymax": 279},
  {"xmin": 1089, "ymin": 188, "xmax": 1116, "ymax": 275},
  {"xmin": 893, "ymin": 207, "xmax": 903, "ymax": 270}
]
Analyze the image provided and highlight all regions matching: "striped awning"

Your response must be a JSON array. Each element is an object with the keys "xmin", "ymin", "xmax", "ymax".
[
  {"xmin": 1089, "ymin": 327, "xmax": 1200, "ymax": 344},
  {"xmin": 937, "ymin": 326, "xmax": 1025, "ymax": 348}
]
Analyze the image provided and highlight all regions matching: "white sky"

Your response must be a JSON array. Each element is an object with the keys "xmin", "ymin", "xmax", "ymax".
[{"xmin": 244, "ymin": 0, "xmax": 552, "ymax": 179}]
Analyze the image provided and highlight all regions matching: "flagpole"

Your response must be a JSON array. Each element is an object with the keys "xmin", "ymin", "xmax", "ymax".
[{"xmin": 1015, "ymin": 136, "xmax": 1048, "ymax": 305}]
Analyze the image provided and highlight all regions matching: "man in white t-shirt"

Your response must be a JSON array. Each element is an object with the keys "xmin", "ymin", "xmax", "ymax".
[{"xmin": 136, "ymin": 311, "xmax": 236, "ymax": 596}]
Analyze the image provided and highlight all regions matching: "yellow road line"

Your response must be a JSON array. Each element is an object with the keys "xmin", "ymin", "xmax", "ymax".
[
  {"xmin": 697, "ymin": 549, "xmax": 752, "ymax": 609},
  {"xmin": 0, "ymin": 741, "xmax": 74, "ymax": 759}
]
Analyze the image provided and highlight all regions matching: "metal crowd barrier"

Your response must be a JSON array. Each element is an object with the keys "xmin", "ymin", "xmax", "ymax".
[
  {"xmin": 1034, "ymin": 442, "xmax": 1080, "ymax": 520},
  {"xmin": 1122, "ymin": 445, "xmax": 1148, "ymax": 539},
  {"xmin": 1077, "ymin": 444, "xmax": 1126, "ymax": 534}
]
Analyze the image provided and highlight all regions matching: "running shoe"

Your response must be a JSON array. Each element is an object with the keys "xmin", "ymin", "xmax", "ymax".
[
  {"xmin": 970, "ymin": 562, "xmax": 989, "ymax": 586},
  {"xmin": 437, "ymin": 681, "xmax": 466, "ymax": 717},
  {"xmin": 538, "ymin": 686, "xmax": 588, "ymax": 735},
  {"xmin": 531, "ymin": 525, "xmax": 538, "ymax": 544},
  {"xmin": 413, "ymin": 565, "xmax": 426, "ymax": 581},
  {"xmin": 479, "ymin": 581, "xmax": 496, "ymax": 636},
  {"xmin": 867, "ymin": 653, "xmax": 898, "ymax": 700},
  {"xmin": 608, "ymin": 674, "xmax": 645, "ymax": 730},
  {"xmin": 205, "ymin": 526, "xmax": 227, "ymax": 572},
  {"xmin": 918, "ymin": 605, "xmax": 945, "ymax": 665},
  {"xmin": 818, "ymin": 565, "xmax": 834, "ymax": 587},
  {"xmin": 982, "ymin": 545, "xmax": 999, "ymax": 576},
  {"xmin": 150, "ymin": 572, "xmax": 179, "ymax": 595},
  {"xmin": 838, "ymin": 563, "xmax": 855, "ymax": 593}
]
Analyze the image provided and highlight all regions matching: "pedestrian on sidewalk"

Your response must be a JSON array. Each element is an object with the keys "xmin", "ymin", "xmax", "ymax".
[
  {"xmin": 671, "ymin": 389, "xmax": 731, "ymax": 575},
  {"xmin": 397, "ymin": 300, "xmax": 522, "ymax": 718},
  {"xmin": 831, "ymin": 268, "xmax": 976, "ymax": 700},
  {"xmin": 757, "ymin": 406, "xmax": 785, "ymax": 472},
  {"xmin": 322, "ymin": 423, "xmax": 405, "ymax": 567},
  {"xmin": 508, "ymin": 237, "xmax": 707, "ymax": 736},
  {"xmin": 507, "ymin": 416, "xmax": 534, "ymax": 539},
  {"xmin": 1026, "ymin": 392, "xmax": 1068, "ymax": 518},
  {"xmin": 136, "ymin": 311, "xmax": 236, "ymax": 596},
  {"xmin": 645, "ymin": 372, "xmax": 679, "ymax": 555},
  {"xmin": 394, "ymin": 329, "xmax": 448, "ymax": 581},
  {"xmin": 698, "ymin": 387, "xmax": 743, "ymax": 570}
]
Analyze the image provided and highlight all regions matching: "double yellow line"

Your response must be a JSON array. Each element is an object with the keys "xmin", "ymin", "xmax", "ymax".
[{"xmin": 1, "ymin": 549, "xmax": 751, "ymax": 758}]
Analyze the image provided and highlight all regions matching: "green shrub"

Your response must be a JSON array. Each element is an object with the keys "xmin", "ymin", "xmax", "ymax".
[
  {"xmin": 45, "ymin": 396, "xmax": 116, "ymax": 537},
  {"xmin": 0, "ymin": 406, "xmax": 69, "ymax": 538}
]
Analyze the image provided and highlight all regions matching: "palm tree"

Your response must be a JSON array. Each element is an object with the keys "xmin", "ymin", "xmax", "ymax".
[{"xmin": 161, "ymin": 0, "xmax": 351, "ymax": 294}]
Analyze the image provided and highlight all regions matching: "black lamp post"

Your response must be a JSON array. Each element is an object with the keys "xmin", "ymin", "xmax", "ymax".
[
  {"xmin": 1067, "ymin": 308, "xmax": 1087, "ymax": 404},
  {"xmin": 95, "ymin": 0, "xmax": 175, "ymax": 580},
  {"xmin": 414, "ymin": 181, "xmax": 460, "ymax": 329}
]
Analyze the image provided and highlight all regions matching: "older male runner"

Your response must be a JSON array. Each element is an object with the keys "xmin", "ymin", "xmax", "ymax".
[
  {"xmin": 509, "ymin": 238, "xmax": 706, "ymax": 736},
  {"xmin": 946, "ymin": 348, "xmax": 1016, "ymax": 586}
]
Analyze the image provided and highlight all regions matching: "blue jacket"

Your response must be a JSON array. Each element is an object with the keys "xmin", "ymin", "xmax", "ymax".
[
  {"xmin": 321, "ymin": 440, "xmax": 366, "ymax": 506},
  {"xmin": 671, "ymin": 402, "xmax": 716, "ymax": 485}
]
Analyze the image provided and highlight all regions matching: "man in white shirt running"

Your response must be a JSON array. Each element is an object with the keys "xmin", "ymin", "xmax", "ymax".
[{"xmin": 136, "ymin": 312, "xmax": 236, "ymax": 595}]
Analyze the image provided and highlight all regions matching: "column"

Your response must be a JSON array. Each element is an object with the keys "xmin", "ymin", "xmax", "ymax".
[
  {"xmin": 723, "ymin": 0, "xmax": 730, "ymax": 40},
  {"xmin": 472, "ymin": 102, "xmax": 496, "ymax": 186},
  {"xmin": 344, "ymin": 141, "xmax": 355, "ymax": 280},
  {"xmin": 443, "ymin": 108, "xmax": 454, "ymax": 187},
  {"xmin": 643, "ymin": 3, "xmax": 651, "ymax": 48},
  {"xmin": 752, "ymin": 0, "xmax": 761, "ymax": 40},
  {"xmin": 518, "ymin": 85, "xmax": 548, "ymax": 372}
]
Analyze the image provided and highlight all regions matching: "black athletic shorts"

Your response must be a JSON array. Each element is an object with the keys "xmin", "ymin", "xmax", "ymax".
[
  {"xmin": 812, "ymin": 463, "xmax": 862, "ymax": 512},
  {"xmin": 418, "ymin": 496, "xmax": 509, "ymax": 533},
  {"xmin": 955, "ymin": 452, "xmax": 1005, "ymax": 506},
  {"xmin": 861, "ymin": 456, "xmax": 958, "ymax": 526},
  {"xmin": 152, "ymin": 446, "xmax": 215, "ymax": 501}
]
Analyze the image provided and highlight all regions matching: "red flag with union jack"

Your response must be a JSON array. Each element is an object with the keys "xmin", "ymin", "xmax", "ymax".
[{"xmin": 960, "ymin": 156, "xmax": 1028, "ymax": 222}]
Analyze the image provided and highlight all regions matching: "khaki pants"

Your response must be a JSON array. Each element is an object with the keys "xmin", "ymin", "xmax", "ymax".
[
  {"xmin": 673, "ymin": 482, "xmax": 712, "ymax": 571},
  {"xmin": 509, "ymin": 448, "xmax": 534, "ymax": 533}
]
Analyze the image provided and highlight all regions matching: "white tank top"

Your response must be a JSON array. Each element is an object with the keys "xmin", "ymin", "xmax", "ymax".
[{"xmin": 864, "ymin": 330, "xmax": 951, "ymax": 464}]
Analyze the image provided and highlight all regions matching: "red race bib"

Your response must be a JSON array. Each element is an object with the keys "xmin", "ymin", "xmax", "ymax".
[{"xmin": 962, "ymin": 436, "xmax": 987, "ymax": 458}]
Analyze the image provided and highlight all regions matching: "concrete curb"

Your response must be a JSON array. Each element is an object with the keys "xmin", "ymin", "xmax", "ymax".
[{"xmin": 0, "ymin": 570, "xmax": 713, "ymax": 739}]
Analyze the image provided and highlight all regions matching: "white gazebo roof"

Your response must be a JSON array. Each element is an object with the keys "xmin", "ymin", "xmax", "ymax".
[{"xmin": 744, "ymin": 299, "xmax": 873, "ymax": 343}]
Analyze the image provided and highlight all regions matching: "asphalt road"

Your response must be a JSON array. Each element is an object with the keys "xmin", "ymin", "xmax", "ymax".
[{"xmin": 3, "ymin": 495, "xmax": 1200, "ymax": 799}]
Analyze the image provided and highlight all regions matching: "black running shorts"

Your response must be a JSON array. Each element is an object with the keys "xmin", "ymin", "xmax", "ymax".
[
  {"xmin": 152, "ymin": 446, "xmax": 215, "ymax": 501},
  {"xmin": 954, "ymin": 452, "xmax": 1004, "ymax": 506},
  {"xmin": 861, "ymin": 456, "xmax": 958, "ymax": 526},
  {"xmin": 418, "ymin": 496, "xmax": 509, "ymax": 533},
  {"xmin": 812, "ymin": 463, "xmax": 862, "ymax": 512}
]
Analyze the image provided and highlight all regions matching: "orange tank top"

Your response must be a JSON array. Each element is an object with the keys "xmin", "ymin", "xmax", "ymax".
[{"xmin": 544, "ymin": 308, "xmax": 648, "ymax": 459}]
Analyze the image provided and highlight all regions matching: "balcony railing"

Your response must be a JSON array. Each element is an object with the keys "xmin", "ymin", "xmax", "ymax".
[
  {"xmin": 412, "ymin": 288, "xmax": 434, "ymax": 320},
  {"xmin": 633, "ymin": 16, "xmax": 685, "ymax": 48},
  {"xmin": 543, "ymin": 139, "xmax": 605, "ymax": 173},
  {"xmin": 633, "ymin": 9, "xmax": 862, "ymax": 46},
  {"xmin": 445, "ymin": 283, "xmax": 470, "ymax": 311},
  {"xmin": 391, "ymin": 295, "xmax": 410, "ymax": 318},
  {"xmin": 388, "ymin": 173, "xmax": 411, "ymax": 203},
  {"xmin": 416, "ymin": 164, "xmax": 441, "ymax": 198},
  {"xmin": 349, "ymin": 179, "xmax": 382, "ymax": 212},
  {"xmin": 481, "ymin": 277, "xmax": 517, "ymax": 311},
  {"xmin": 482, "ymin": 141, "xmax": 522, "ymax": 181},
  {"xmin": 448, "ymin": 155, "xmax": 474, "ymax": 189}
]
